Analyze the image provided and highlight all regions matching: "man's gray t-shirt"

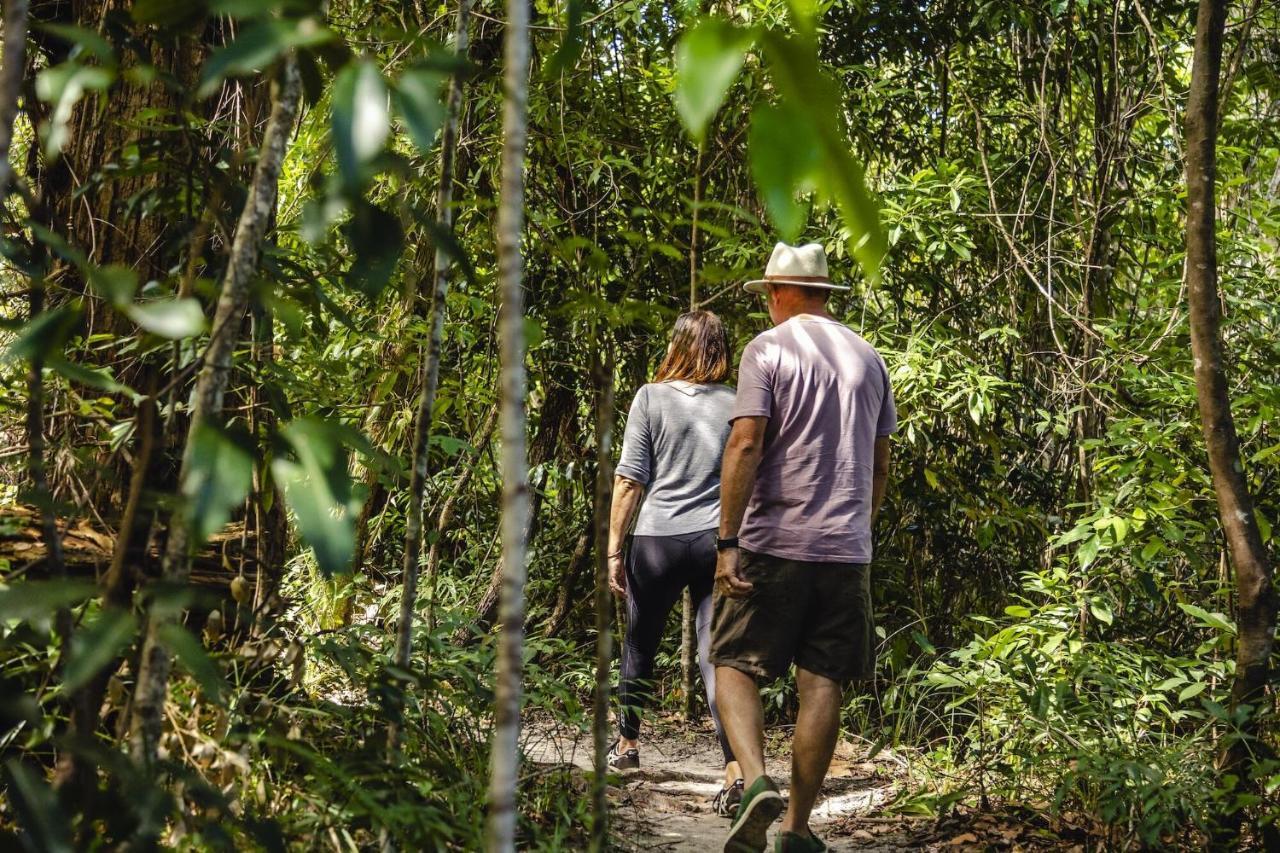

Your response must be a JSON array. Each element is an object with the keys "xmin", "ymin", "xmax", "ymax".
[
  {"xmin": 732, "ymin": 316, "xmax": 897, "ymax": 563},
  {"xmin": 616, "ymin": 381, "xmax": 735, "ymax": 535}
]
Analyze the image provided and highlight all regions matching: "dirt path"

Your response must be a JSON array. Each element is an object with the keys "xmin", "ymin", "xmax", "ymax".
[{"xmin": 525, "ymin": 715, "xmax": 919, "ymax": 850}]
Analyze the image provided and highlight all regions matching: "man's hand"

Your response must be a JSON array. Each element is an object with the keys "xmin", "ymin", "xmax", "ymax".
[
  {"xmin": 608, "ymin": 553, "xmax": 627, "ymax": 597},
  {"xmin": 715, "ymin": 548, "xmax": 753, "ymax": 598}
]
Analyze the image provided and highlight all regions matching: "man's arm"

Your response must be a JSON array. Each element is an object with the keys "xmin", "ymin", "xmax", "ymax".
[
  {"xmin": 716, "ymin": 416, "xmax": 768, "ymax": 597},
  {"xmin": 607, "ymin": 475, "xmax": 645, "ymax": 595},
  {"xmin": 871, "ymin": 436, "xmax": 891, "ymax": 523}
]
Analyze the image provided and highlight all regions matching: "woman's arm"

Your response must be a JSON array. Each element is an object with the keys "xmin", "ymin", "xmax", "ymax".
[{"xmin": 607, "ymin": 475, "xmax": 645, "ymax": 595}]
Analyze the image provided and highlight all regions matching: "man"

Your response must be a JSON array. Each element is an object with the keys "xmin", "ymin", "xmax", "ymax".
[{"xmin": 712, "ymin": 242, "xmax": 896, "ymax": 853}]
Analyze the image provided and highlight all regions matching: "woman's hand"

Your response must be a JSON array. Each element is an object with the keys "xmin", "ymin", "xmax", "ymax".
[{"xmin": 608, "ymin": 553, "xmax": 627, "ymax": 597}]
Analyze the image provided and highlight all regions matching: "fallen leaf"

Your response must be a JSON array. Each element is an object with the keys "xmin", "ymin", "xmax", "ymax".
[{"xmin": 947, "ymin": 833, "xmax": 979, "ymax": 846}]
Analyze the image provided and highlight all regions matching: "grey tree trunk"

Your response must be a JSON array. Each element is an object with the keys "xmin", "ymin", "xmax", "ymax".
[
  {"xmin": 590, "ymin": 351, "xmax": 614, "ymax": 852},
  {"xmin": 1185, "ymin": 0, "xmax": 1275, "ymax": 788},
  {"xmin": 391, "ymin": 0, "xmax": 474, "ymax": 741},
  {"xmin": 128, "ymin": 57, "xmax": 302, "ymax": 767},
  {"xmin": 484, "ymin": 0, "xmax": 531, "ymax": 843}
]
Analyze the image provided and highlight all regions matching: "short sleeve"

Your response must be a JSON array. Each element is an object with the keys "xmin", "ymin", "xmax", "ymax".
[
  {"xmin": 615, "ymin": 386, "xmax": 652, "ymax": 484},
  {"xmin": 876, "ymin": 356, "xmax": 898, "ymax": 437},
  {"xmin": 732, "ymin": 337, "xmax": 775, "ymax": 421}
]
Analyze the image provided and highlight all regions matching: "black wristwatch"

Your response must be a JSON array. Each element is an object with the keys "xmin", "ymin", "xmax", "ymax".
[{"xmin": 715, "ymin": 536, "xmax": 739, "ymax": 551}]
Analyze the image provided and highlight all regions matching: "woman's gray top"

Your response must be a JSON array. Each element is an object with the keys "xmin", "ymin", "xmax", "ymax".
[{"xmin": 615, "ymin": 380, "xmax": 735, "ymax": 536}]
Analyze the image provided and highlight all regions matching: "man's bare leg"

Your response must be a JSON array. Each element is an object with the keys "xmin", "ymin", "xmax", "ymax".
[
  {"xmin": 715, "ymin": 665, "xmax": 767, "ymax": 784},
  {"xmin": 781, "ymin": 667, "xmax": 842, "ymax": 835}
]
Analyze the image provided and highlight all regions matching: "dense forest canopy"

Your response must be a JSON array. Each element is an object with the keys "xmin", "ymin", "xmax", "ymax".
[{"xmin": 0, "ymin": 0, "xmax": 1277, "ymax": 848}]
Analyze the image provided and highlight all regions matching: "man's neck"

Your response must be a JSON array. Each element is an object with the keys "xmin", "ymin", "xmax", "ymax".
[{"xmin": 775, "ymin": 305, "xmax": 834, "ymax": 324}]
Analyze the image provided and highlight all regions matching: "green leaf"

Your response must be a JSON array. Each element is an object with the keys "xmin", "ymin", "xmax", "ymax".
[
  {"xmin": 748, "ymin": 102, "xmax": 820, "ymax": 240},
  {"xmin": 1076, "ymin": 534, "xmax": 1100, "ymax": 568},
  {"xmin": 674, "ymin": 19, "xmax": 753, "ymax": 143},
  {"xmin": 394, "ymin": 68, "xmax": 446, "ymax": 154},
  {"xmin": 197, "ymin": 18, "xmax": 332, "ymax": 99},
  {"xmin": 343, "ymin": 200, "xmax": 404, "ymax": 296},
  {"xmin": 35, "ymin": 23, "xmax": 116, "ymax": 64},
  {"xmin": 759, "ymin": 32, "xmax": 885, "ymax": 279},
  {"xmin": 544, "ymin": 0, "xmax": 586, "ymax": 76},
  {"xmin": 132, "ymin": 0, "xmax": 209, "ymax": 27},
  {"xmin": 88, "ymin": 264, "xmax": 139, "ymax": 306},
  {"xmin": 1089, "ymin": 601, "xmax": 1113, "ymax": 626},
  {"xmin": 0, "ymin": 580, "xmax": 97, "ymax": 623},
  {"xmin": 1003, "ymin": 605, "xmax": 1031, "ymax": 618},
  {"xmin": 2, "ymin": 761, "xmax": 73, "ymax": 853},
  {"xmin": 124, "ymin": 298, "xmax": 206, "ymax": 338},
  {"xmin": 183, "ymin": 424, "xmax": 255, "ymax": 545},
  {"xmin": 61, "ymin": 609, "xmax": 136, "ymax": 694},
  {"xmin": 4, "ymin": 306, "xmax": 82, "ymax": 362},
  {"xmin": 332, "ymin": 60, "xmax": 390, "ymax": 192},
  {"xmin": 36, "ymin": 64, "xmax": 116, "ymax": 157},
  {"xmin": 1179, "ymin": 682, "xmax": 1208, "ymax": 702},
  {"xmin": 157, "ymin": 623, "xmax": 225, "ymax": 701},
  {"xmin": 46, "ymin": 355, "xmax": 137, "ymax": 397},
  {"xmin": 1177, "ymin": 602, "xmax": 1236, "ymax": 634},
  {"xmin": 272, "ymin": 418, "xmax": 365, "ymax": 575}
]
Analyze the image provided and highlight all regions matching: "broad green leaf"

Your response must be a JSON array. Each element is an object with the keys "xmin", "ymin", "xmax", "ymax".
[
  {"xmin": 2, "ymin": 761, "xmax": 72, "ymax": 853},
  {"xmin": 748, "ymin": 102, "xmax": 820, "ymax": 240},
  {"xmin": 272, "ymin": 418, "xmax": 365, "ymax": 575},
  {"xmin": 125, "ymin": 298, "xmax": 206, "ymax": 338},
  {"xmin": 1076, "ymin": 534, "xmax": 1100, "ymax": 568},
  {"xmin": 343, "ymin": 200, "xmax": 404, "ymax": 296},
  {"xmin": 35, "ymin": 23, "xmax": 116, "ymax": 64},
  {"xmin": 47, "ymin": 355, "xmax": 137, "ymax": 397},
  {"xmin": 1003, "ymin": 605, "xmax": 1031, "ymax": 618},
  {"xmin": 1089, "ymin": 601, "xmax": 1113, "ymax": 626},
  {"xmin": 544, "ymin": 0, "xmax": 586, "ymax": 76},
  {"xmin": 61, "ymin": 609, "xmax": 136, "ymax": 694},
  {"xmin": 0, "ymin": 580, "xmax": 96, "ymax": 623},
  {"xmin": 157, "ymin": 623, "xmax": 226, "ymax": 701},
  {"xmin": 88, "ymin": 264, "xmax": 139, "ymax": 306},
  {"xmin": 132, "ymin": 0, "xmax": 209, "ymax": 27},
  {"xmin": 36, "ymin": 64, "xmax": 116, "ymax": 157},
  {"xmin": 760, "ymin": 32, "xmax": 885, "ymax": 278},
  {"xmin": 1177, "ymin": 602, "xmax": 1236, "ymax": 634},
  {"xmin": 197, "ymin": 18, "xmax": 332, "ymax": 99},
  {"xmin": 674, "ymin": 19, "xmax": 753, "ymax": 143},
  {"xmin": 183, "ymin": 424, "xmax": 255, "ymax": 544},
  {"xmin": 4, "ymin": 306, "xmax": 82, "ymax": 361},
  {"xmin": 332, "ymin": 60, "xmax": 390, "ymax": 192},
  {"xmin": 1179, "ymin": 682, "xmax": 1208, "ymax": 702},
  {"xmin": 394, "ymin": 68, "xmax": 447, "ymax": 154}
]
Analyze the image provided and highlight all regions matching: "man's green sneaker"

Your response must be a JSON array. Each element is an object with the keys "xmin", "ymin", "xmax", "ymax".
[
  {"xmin": 775, "ymin": 828, "xmax": 830, "ymax": 852},
  {"xmin": 722, "ymin": 775, "xmax": 784, "ymax": 852}
]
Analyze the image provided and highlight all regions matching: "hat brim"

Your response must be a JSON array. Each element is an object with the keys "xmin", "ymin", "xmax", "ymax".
[{"xmin": 743, "ymin": 278, "xmax": 852, "ymax": 295}]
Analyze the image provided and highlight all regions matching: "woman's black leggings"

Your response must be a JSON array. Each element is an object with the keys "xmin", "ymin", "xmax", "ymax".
[{"xmin": 619, "ymin": 528, "xmax": 734, "ymax": 764}]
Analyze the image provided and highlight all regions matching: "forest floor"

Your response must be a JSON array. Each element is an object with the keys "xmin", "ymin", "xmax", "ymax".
[{"xmin": 524, "ymin": 714, "xmax": 1087, "ymax": 851}]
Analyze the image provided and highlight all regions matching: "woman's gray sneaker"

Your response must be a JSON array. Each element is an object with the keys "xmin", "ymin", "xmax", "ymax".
[
  {"xmin": 607, "ymin": 740, "xmax": 639, "ymax": 771},
  {"xmin": 723, "ymin": 775, "xmax": 783, "ymax": 852},
  {"xmin": 713, "ymin": 778, "xmax": 746, "ymax": 818}
]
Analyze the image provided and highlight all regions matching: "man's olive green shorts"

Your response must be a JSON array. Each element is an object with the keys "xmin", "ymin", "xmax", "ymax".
[{"xmin": 710, "ymin": 549, "xmax": 875, "ymax": 683}]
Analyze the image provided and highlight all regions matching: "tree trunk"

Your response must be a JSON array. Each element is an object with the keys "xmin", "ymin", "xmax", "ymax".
[
  {"xmin": 0, "ymin": 0, "xmax": 28, "ymax": 195},
  {"xmin": 1185, "ymin": 0, "xmax": 1275, "ymax": 793},
  {"xmin": 128, "ymin": 57, "xmax": 302, "ymax": 768},
  {"xmin": 390, "ymin": 0, "xmax": 474, "ymax": 740},
  {"xmin": 485, "ymin": 0, "xmax": 530, "ymax": 842},
  {"xmin": 589, "ymin": 350, "xmax": 613, "ymax": 852}
]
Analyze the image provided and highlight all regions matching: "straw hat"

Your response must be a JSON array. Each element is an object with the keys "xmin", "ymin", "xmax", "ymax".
[{"xmin": 744, "ymin": 242, "xmax": 850, "ymax": 295}]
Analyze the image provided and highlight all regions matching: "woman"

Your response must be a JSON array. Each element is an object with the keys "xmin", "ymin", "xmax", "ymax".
[{"xmin": 606, "ymin": 310, "xmax": 744, "ymax": 817}]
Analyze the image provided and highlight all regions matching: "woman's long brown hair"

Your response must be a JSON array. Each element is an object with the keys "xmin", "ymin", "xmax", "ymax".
[{"xmin": 653, "ymin": 310, "xmax": 730, "ymax": 384}]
